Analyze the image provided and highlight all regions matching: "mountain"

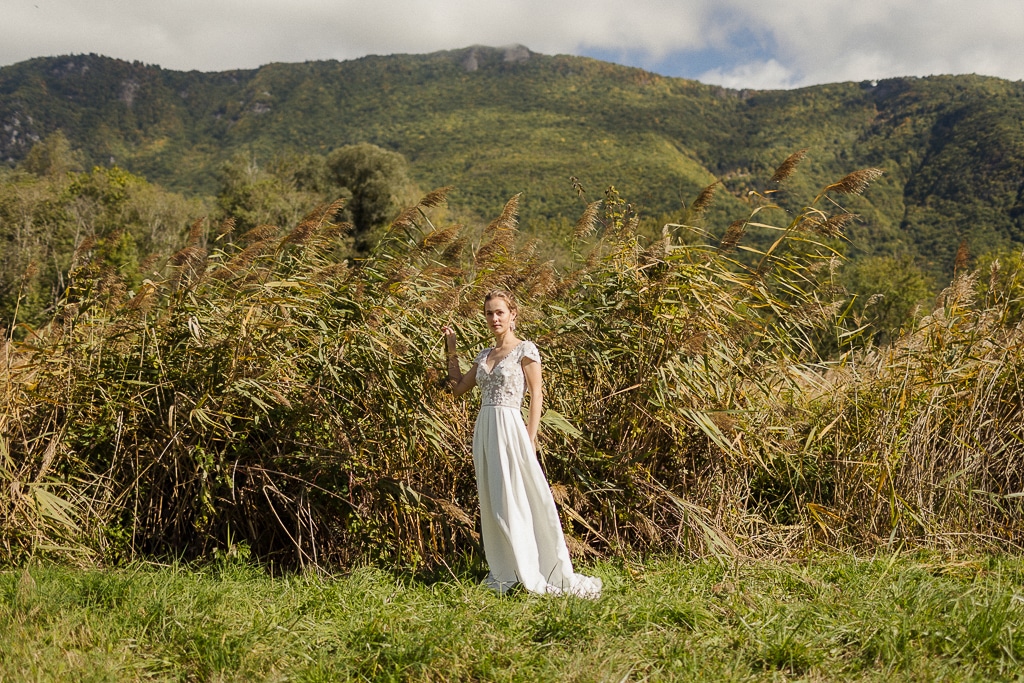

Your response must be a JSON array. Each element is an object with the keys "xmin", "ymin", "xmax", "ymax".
[{"xmin": 2, "ymin": 46, "xmax": 1024, "ymax": 275}]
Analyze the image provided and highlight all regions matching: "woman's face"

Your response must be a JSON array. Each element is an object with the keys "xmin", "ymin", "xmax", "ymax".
[{"xmin": 484, "ymin": 298, "xmax": 515, "ymax": 336}]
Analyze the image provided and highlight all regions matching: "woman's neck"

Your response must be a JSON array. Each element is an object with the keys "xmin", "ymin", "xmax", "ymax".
[{"xmin": 492, "ymin": 332, "xmax": 519, "ymax": 349}]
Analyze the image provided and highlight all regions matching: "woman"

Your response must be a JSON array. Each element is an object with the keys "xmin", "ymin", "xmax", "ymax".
[{"xmin": 442, "ymin": 290, "xmax": 602, "ymax": 597}]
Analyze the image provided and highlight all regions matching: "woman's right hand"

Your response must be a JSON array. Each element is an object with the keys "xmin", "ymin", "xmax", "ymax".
[{"xmin": 441, "ymin": 325, "xmax": 457, "ymax": 355}]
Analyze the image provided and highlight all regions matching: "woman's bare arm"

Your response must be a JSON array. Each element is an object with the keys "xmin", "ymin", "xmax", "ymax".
[
  {"xmin": 450, "ymin": 362, "xmax": 478, "ymax": 397},
  {"xmin": 522, "ymin": 357, "xmax": 543, "ymax": 448},
  {"xmin": 443, "ymin": 325, "xmax": 477, "ymax": 397}
]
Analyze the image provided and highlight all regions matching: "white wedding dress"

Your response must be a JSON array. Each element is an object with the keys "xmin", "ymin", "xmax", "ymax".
[{"xmin": 471, "ymin": 340, "xmax": 602, "ymax": 598}]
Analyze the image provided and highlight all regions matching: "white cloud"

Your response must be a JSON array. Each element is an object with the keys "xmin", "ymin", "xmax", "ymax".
[
  {"xmin": 1, "ymin": 0, "xmax": 1023, "ymax": 87},
  {"xmin": 699, "ymin": 60, "xmax": 798, "ymax": 90}
]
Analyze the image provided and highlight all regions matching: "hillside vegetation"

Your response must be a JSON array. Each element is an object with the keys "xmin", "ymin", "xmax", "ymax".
[{"xmin": 2, "ymin": 47, "xmax": 1024, "ymax": 277}]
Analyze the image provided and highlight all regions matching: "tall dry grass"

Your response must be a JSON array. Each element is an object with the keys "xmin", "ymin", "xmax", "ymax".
[{"xmin": 2, "ymin": 158, "xmax": 1022, "ymax": 570}]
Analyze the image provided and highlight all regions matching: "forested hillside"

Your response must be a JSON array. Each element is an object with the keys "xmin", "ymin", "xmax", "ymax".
[{"xmin": 2, "ymin": 46, "xmax": 1023, "ymax": 276}]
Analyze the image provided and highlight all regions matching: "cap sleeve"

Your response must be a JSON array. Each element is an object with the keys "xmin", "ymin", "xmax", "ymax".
[
  {"xmin": 520, "ymin": 340, "xmax": 541, "ymax": 364},
  {"xmin": 473, "ymin": 348, "xmax": 491, "ymax": 366}
]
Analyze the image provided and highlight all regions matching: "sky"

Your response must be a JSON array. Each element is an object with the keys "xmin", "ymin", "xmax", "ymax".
[{"xmin": 2, "ymin": 0, "xmax": 1023, "ymax": 89}]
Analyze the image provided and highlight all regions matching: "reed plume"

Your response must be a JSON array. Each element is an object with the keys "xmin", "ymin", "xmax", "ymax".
[
  {"xmin": 169, "ymin": 245, "xmax": 206, "ymax": 271},
  {"xmin": 441, "ymin": 237, "xmax": 467, "ymax": 263},
  {"xmin": 186, "ymin": 217, "xmax": 206, "ymax": 246},
  {"xmin": 281, "ymin": 218, "xmax": 319, "ymax": 246},
  {"xmin": 954, "ymin": 239, "xmax": 971, "ymax": 273},
  {"xmin": 812, "ymin": 212, "xmax": 856, "ymax": 238},
  {"xmin": 216, "ymin": 217, "xmax": 236, "ymax": 239},
  {"xmin": 825, "ymin": 168, "xmax": 884, "ymax": 195},
  {"xmin": 321, "ymin": 221, "xmax": 354, "ymax": 240},
  {"xmin": 213, "ymin": 239, "xmax": 276, "ymax": 279},
  {"xmin": 125, "ymin": 282, "xmax": 157, "ymax": 313},
  {"xmin": 487, "ymin": 193, "xmax": 521, "ymax": 233},
  {"xmin": 570, "ymin": 176, "xmax": 586, "ymax": 199},
  {"xmin": 573, "ymin": 200, "xmax": 602, "ymax": 239},
  {"xmin": 718, "ymin": 219, "xmax": 746, "ymax": 253},
  {"xmin": 390, "ymin": 206, "xmax": 419, "ymax": 231},
  {"xmin": 476, "ymin": 194, "xmax": 521, "ymax": 263},
  {"xmin": 770, "ymin": 149, "xmax": 808, "ymax": 184},
  {"xmin": 239, "ymin": 224, "xmax": 280, "ymax": 245},
  {"xmin": 689, "ymin": 180, "xmax": 720, "ymax": 216},
  {"xmin": 417, "ymin": 186, "xmax": 453, "ymax": 209},
  {"xmin": 420, "ymin": 225, "xmax": 461, "ymax": 251}
]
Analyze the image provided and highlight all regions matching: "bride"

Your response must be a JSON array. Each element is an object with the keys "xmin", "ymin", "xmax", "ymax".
[{"xmin": 442, "ymin": 290, "xmax": 602, "ymax": 598}]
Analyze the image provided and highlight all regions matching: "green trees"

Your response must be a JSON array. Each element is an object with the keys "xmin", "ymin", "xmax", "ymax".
[
  {"xmin": 2, "ymin": 135, "xmax": 418, "ymax": 336},
  {"xmin": 215, "ymin": 153, "xmax": 331, "ymax": 233},
  {"xmin": 976, "ymin": 246, "xmax": 1024, "ymax": 323},
  {"xmin": 18, "ymin": 132, "xmax": 84, "ymax": 177},
  {"xmin": 215, "ymin": 143, "xmax": 413, "ymax": 252},
  {"xmin": 1, "ymin": 136, "xmax": 203, "ymax": 334},
  {"xmin": 841, "ymin": 255, "xmax": 934, "ymax": 345},
  {"xmin": 327, "ymin": 143, "xmax": 412, "ymax": 248}
]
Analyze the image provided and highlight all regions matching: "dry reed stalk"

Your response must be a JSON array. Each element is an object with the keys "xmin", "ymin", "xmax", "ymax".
[
  {"xmin": 954, "ymin": 239, "xmax": 971, "ymax": 273},
  {"xmin": 812, "ymin": 212, "xmax": 857, "ymax": 238},
  {"xmin": 573, "ymin": 200, "xmax": 602, "ymax": 239},
  {"xmin": 825, "ymin": 168, "xmax": 884, "ymax": 195},
  {"xmin": 689, "ymin": 181, "xmax": 720, "ymax": 216},
  {"xmin": 238, "ymin": 224, "xmax": 279, "ymax": 245},
  {"xmin": 718, "ymin": 220, "xmax": 746, "ymax": 253},
  {"xmin": 420, "ymin": 225, "xmax": 461, "ymax": 250},
  {"xmin": 418, "ymin": 186, "xmax": 453, "ymax": 209},
  {"xmin": 7, "ymin": 168, "xmax": 1022, "ymax": 571},
  {"xmin": 770, "ymin": 149, "xmax": 808, "ymax": 184},
  {"xmin": 186, "ymin": 217, "xmax": 206, "ymax": 246}
]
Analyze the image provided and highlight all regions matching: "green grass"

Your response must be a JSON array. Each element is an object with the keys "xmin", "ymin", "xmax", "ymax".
[{"xmin": 2, "ymin": 554, "xmax": 1023, "ymax": 681}]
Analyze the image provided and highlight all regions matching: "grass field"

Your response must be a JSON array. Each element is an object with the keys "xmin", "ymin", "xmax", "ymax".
[{"xmin": 2, "ymin": 554, "xmax": 1023, "ymax": 681}]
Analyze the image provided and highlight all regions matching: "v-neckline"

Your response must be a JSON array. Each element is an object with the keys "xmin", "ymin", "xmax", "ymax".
[{"xmin": 482, "ymin": 341, "xmax": 523, "ymax": 375}]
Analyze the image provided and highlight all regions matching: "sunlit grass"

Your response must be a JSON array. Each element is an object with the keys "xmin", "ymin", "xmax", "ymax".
[{"xmin": 3, "ymin": 554, "xmax": 1023, "ymax": 681}]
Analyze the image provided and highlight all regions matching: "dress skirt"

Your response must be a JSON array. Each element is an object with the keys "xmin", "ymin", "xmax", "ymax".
[{"xmin": 472, "ymin": 404, "xmax": 602, "ymax": 597}]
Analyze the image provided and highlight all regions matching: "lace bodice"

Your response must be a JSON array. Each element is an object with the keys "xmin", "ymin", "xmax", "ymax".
[{"xmin": 474, "ymin": 341, "xmax": 541, "ymax": 408}]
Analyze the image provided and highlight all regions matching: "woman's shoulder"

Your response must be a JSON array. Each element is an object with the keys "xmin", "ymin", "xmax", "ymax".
[
  {"xmin": 472, "ymin": 347, "xmax": 492, "ymax": 364},
  {"xmin": 518, "ymin": 339, "xmax": 541, "ymax": 363}
]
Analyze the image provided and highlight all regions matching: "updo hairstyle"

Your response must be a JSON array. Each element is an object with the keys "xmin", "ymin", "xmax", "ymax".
[{"xmin": 483, "ymin": 289, "xmax": 518, "ymax": 314}]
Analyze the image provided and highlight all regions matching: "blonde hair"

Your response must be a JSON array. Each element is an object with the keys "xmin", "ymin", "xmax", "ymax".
[{"xmin": 483, "ymin": 289, "xmax": 518, "ymax": 313}]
